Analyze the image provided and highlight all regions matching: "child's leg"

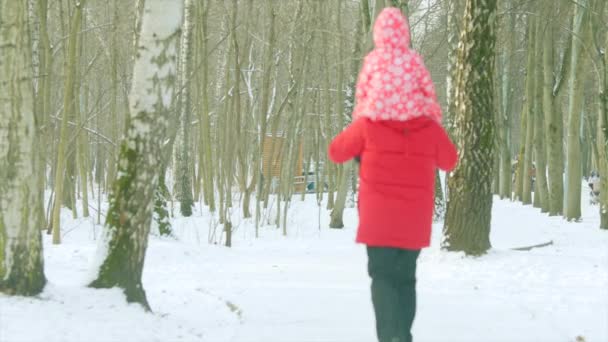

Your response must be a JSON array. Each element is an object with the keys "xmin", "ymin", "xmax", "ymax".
[
  {"xmin": 367, "ymin": 247, "xmax": 410, "ymax": 342},
  {"xmin": 395, "ymin": 249, "xmax": 420, "ymax": 342}
]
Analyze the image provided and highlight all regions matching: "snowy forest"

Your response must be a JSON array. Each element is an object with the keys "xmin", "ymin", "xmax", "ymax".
[{"xmin": 1, "ymin": 0, "xmax": 607, "ymax": 341}]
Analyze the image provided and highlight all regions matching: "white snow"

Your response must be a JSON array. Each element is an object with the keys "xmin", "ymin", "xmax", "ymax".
[{"xmin": 1, "ymin": 189, "xmax": 607, "ymax": 342}]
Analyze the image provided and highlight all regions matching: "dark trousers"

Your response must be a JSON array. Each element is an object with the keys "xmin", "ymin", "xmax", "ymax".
[{"xmin": 367, "ymin": 247, "xmax": 421, "ymax": 342}]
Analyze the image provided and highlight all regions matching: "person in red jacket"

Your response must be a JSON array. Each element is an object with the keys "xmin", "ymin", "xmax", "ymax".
[{"xmin": 328, "ymin": 7, "xmax": 457, "ymax": 342}]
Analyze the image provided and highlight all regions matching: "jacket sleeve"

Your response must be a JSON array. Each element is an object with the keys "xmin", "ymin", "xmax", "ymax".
[
  {"xmin": 434, "ymin": 123, "xmax": 458, "ymax": 171},
  {"xmin": 328, "ymin": 119, "xmax": 365, "ymax": 164}
]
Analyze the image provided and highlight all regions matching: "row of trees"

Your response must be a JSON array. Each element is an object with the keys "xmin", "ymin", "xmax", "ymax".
[
  {"xmin": 445, "ymin": 0, "xmax": 608, "ymax": 254},
  {"xmin": 1, "ymin": 0, "xmax": 606, "ymax": 309}
]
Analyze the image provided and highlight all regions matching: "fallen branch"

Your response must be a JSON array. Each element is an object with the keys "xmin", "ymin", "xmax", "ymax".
[{"xmin": 511, "ymin": 240, "xmax": 554, "ymax": 251}]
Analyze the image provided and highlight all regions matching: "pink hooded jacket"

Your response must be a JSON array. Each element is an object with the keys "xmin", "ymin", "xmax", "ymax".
[{"xmin": 352, "ymin": 7, "xmax": 442, "ymax": 123}]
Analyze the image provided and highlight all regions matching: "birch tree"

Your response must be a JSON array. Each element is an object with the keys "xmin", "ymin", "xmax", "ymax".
[
  {"xmin": 443, "ymin": 0, "xmax": 497, "ymax": 255},
  {"xmin": 0, "ymin": 0, "xmax": 46, "ymax": 295},
  {"xmin": 89, "ymin": 0, "xmax": 183, "ymax": 310}
]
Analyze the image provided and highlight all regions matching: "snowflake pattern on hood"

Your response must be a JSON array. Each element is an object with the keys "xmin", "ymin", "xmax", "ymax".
[{"xmin": 352, "ymin": 7, "xmax": 442, "ymax": 123}]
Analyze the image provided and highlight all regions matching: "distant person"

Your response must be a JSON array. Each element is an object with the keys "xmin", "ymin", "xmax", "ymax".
[
  {"xmin": 328, "ymin": 7, "xmax": 457, "ymax": 342},
  {"xmin": 588, "ymin": 171, "xmax": 600, "ymax": 205}
]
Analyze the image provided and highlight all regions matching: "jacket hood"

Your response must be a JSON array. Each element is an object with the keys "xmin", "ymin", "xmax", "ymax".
[
  {"xmin": 373, "ymin": 7, "xmax": 411, "ymax": 50},
  {"xmin": 351, "ymin": 7, "xmax": 442, "ymax": 124}
]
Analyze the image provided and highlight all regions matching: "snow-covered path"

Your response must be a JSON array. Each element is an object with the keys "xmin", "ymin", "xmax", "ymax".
[{"xmin": 1, "ymin": 195, "xmax": 607, "ymax": 342}]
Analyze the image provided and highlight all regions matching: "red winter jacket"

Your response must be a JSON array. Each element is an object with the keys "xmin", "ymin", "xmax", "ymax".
[{"xmin": 328, "ymin": 117, "xmax": 457, "ymax": 249}]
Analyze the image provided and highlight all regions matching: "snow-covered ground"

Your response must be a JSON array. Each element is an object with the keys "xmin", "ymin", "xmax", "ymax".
[{"xmin": 1, "ymin": 191, "xmax": 607, "ymax": 342}]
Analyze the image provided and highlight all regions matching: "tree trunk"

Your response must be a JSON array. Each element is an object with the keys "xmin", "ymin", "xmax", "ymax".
[
  {"xmin": 330, "ymin": 163, "xmax": 352, "ymax": 229},
  {"xmin": 564, "ymin": 0, "xmax": 591, "ymax": 221},
  {"xmin": 322, "ymin": 28, "xmax": 335, "ymax": 211},
  {"xmin": 196, "ymin": 1, "xmax": 215, "ymax": 213},
  {"xmin": 255, "ymin": 1, "xmax": 276, "ymax": 233},
  {"xmin": 106, "ymin": 0, "xmax": 120, "ymax": 192},
  {"xmin": 443, "ymin": 0, "xmax": 497, "ymax": 256},
  {"xmin": 600, "ymin": 25, "xmax": 608, "ymax": 229},
  {"xmin": 330, "ymin": 0, "xmax": 358, "ymax": 229},
  {"xmin": 221, "ymin": 0, "xmax": 242, "ymax": 247},
  {"xmin": 76, "ymin": 17, "xmax": 89, "ymax": 218},
  {"xmin": 543, "ymin": 0, "xmax": 564, "ymax": 216},
  {"xmin": 177, "ymin": 0, "xmax": 194, "ymax": 217},
  {"xmin": 0, "ymin": 0, "xmax": 46, "ymax": 296},
  {"xmin": 36, "ymin": 0, "xmax": 51, "ymax": 229},
  {"xmin": 434, "ymin": 170, "xmax": 445, "ymax": 220},
  {"xmin": 513, "ymin": 106, "xmax": 527, "ymax": 201},
  {"xmin": 154, "ymin": 169, "xmax": 172, "ymax": 236},
  {"xmin": 521, "ymin": 15, "xmax": 536, "ymax": 205},
  {"xmin": 89, "ymin": 0, "xmax": 183, "ymax": 310},
  {"xmin": 593, "ymin": 3, "xmax": 608, "ymax": 229},
  {"xmin": 533, "ymin": 17, "xmax": 549, "ymax": 212},
  {"xmin": 598, "ymin": 96, "xmax": 607, "ymax": 229},
  {"xmin": 498, "ymin": 6, "xmax": 515, "ymax": 200}
]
